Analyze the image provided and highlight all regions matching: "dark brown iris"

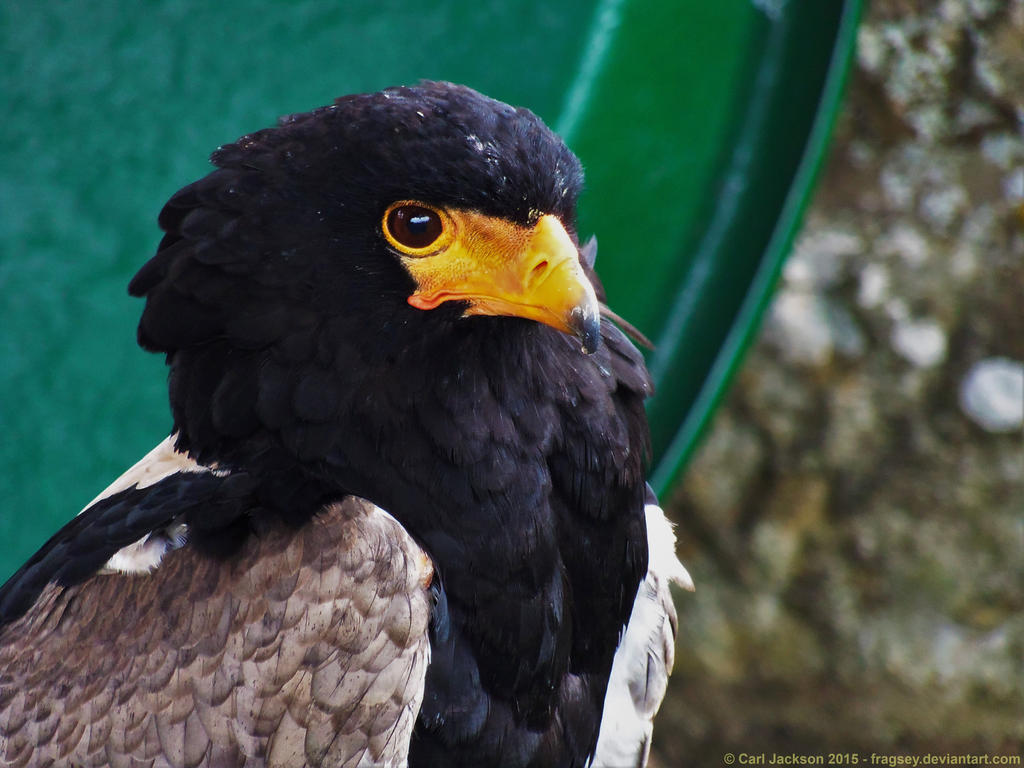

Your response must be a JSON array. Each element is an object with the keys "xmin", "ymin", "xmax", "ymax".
[{"xmin": 386, "ymin": 205, "xmax": 443, "ymax": 251}]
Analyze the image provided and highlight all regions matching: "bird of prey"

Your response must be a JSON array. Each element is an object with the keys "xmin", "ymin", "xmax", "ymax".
[{"xmin": 0, "ymin": 81, "xmax": 692, "ymax": 768}]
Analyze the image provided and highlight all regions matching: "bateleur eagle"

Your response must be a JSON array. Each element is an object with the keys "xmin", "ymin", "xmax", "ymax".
[{"xmin": 0, "ymin": 81, "xmax": 692, "ymax": 768}]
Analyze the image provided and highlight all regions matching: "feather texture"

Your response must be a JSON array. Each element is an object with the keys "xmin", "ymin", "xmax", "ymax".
[
  {"xmin": 593, "ymin": 500, "xmax": 693, "ymax": 767},
  {"xmin": 0, "ymin": 494, "xmax": 432, "ymax": 768}
]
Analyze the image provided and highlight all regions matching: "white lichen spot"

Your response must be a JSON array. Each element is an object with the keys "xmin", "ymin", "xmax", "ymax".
[
  {"xmin": 966, "ymin": 0, "xmax": 1004, "ymax": 20},
  {"xmin": 972, "ymin": 38, "xmax": 1006, "ymax": 99},
  {"xmin": 858, "ymin": 263, "xmax": 890, "ymax": 308},
  {"xmin": 885, "ymin": 298, "xmax": 910, "ymax": 323},
  {"xmin": 954, "ymin": 99, "xmax": 999, "ymax": 134},
  {"xmin": 939, "ymin": 0, "xmax": 968, "ymax": 28},
  {"xmin": 857, "ymin": 25, "xmax": 886, "ymax": 74},
  {"xmin": 961, "ymin": 204, "xmax": 999, "ymax": 248},
  {"xmin": 881, "ymin": 166, "xmax": 916, "ymax": 210},
  {"xmin": 959, "ymin": 357, "xmax": 1024, "ymax": 433},
  {"xmin": 920, "ymin": 185, "xmax": 968, "ymax": 230},
  {"xmin": 765, "ymin": 292, "xmax": 862, "ymax": 365},
  {"xmin": 891, "ymin": 317, "xmax": 948, "ymax": 368},
  {"xmin": 785, "ymin": 228, "xmax": 863, "ymax": 290},
  {"xmin": 907, "ymin": 105, "xmax": 948, "ymax": 143},
  {"xmin": 829, "ymin": 302, "xmax": 866, "ymax": 358},
  {"xmin": 981, "ymin": 133, "xmax": 1023, "ymax": 170},
  {"xmin": 880, "ymin": 224, "xmax": 930, "ymax": 267},
  {"xmin": 950, "ymin": 246, "xmax": 980, "ymax": 281},
  {"xmin": 766, "ymin": 292, "xmax": 833, "ymax": 365}
]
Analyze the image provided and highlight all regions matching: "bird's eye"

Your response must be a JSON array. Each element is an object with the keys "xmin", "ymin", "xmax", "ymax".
[{"xmin": 383, "ymin": 203, "xmax": 448, "ymax": 254}]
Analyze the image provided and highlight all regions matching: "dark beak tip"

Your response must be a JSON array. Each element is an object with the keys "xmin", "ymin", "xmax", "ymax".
[{"xmin": 570, "ymin": 306, "xmax": 602, "ymax": 355}]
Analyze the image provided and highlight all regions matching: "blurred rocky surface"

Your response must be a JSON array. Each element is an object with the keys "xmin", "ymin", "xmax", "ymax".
[{"xmin": 654, "ymin": 1, "xmax": 1024, "ymax": 764}]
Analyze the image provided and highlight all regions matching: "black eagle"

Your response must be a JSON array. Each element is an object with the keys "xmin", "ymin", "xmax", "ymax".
[{"xmin": 0, "ymin": 82, "xmax": 691, "ymax": 768}]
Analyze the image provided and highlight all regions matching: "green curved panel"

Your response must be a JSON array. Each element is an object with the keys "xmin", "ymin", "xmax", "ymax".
[
  {"xmin": 0, "ymin": 0, "xmax": 860, "ymax": 578},
  {"xmin": 638, "ymin": 1, "xmax": 864, "ymax": 491}
]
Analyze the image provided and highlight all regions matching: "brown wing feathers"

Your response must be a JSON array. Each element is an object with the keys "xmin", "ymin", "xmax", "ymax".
[{"xmin": 0, "ymin": 499, "xmax": 432, "ymax": 768}]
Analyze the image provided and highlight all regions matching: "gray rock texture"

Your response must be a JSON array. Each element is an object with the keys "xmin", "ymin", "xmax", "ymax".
[{"xmin": 654, "ymin": 1, "xmax": 1024, "ymax": 764}]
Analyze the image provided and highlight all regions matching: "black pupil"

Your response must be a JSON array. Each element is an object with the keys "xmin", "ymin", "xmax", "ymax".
[{"xmin": 390, "ymin": 206, "xmax": 442, "ymax": 250}]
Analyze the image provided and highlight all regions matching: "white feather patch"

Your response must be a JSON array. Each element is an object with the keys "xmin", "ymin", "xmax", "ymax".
[
  {"xmin": 85, "ymin": 435, "xmax": 219, "ymax": 574},
  {"xmin": 79, "ymin": 434, "xmax": 214, "ymax": 513},
  {"xmin": 100, "ymin": 521, "xmax": 189, "ymax": 574},
  {"xmin": 644, "ymin": 503, "xmax": 694, "ymax": 593},
  {"xmin": 592, "ymin": 503, "xmax": 692, "ymax": 767}
]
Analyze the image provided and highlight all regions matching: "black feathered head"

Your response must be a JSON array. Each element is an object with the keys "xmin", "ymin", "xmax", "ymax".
[{"xmin": 127, "ymin": 81, "xmax": 606, "ymax": 469}]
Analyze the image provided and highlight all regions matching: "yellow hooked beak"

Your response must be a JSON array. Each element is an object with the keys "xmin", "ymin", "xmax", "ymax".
[{"xmin": 391, "ymin": 206, "xmax": 601, "ymax": 354}]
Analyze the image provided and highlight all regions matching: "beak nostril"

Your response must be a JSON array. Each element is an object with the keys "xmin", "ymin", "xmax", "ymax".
[{"xmin": 530, "ymin": 260, "xmax": 549, "ymax": 281}]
